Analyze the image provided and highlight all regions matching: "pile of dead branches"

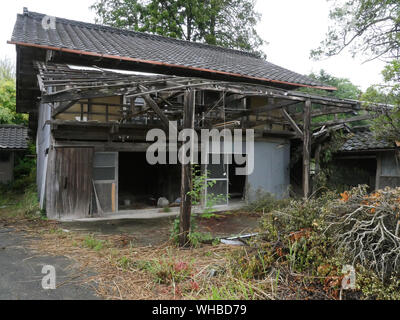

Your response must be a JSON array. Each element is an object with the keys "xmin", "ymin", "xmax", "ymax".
[{"xmin": 326, "ymin": 185, "xmax": 400, "ymax": 281}]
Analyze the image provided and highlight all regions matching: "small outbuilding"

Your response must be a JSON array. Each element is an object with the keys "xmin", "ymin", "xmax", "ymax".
[
  {"xmin": 332, "ymin": 127, "xmax": 400, "ymax": 191},
  {"xmin": 0, "ymin": 125, "xmax": 29, "ymax": 183}
]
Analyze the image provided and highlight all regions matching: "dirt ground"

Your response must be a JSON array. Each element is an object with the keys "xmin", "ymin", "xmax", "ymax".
[
  {"xmin": 60, "ymin": 211, "xmax": 261, "ymax": 246},
  {"xmin": 0, "ymin": 211, "xmax": 264, "ymax": 300}
]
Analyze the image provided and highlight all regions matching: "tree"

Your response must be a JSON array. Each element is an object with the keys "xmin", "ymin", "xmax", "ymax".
[
  {"xmin": 311, "ymin": 0, "xmax": 400, "ymax": 62},
  {"xmin": 298, "ymin": 70, "xmax": 362, "ymax": 124},
  {"xmin": 0, "ymin": 58, "xmax": 27, "ymax": 125},
  {"xmin": 302, "ymin": 69, "xmax": 362, "ymax": 100},
  {"xmin": 311, "ymin": 0, "xmax": 400, "ymax": 141},
  {"xmin": 91, "ymin": 0, "xmax": 265, "ymax": 56},
  {"xmin": 0, "ymin": 58, "xmax": 15, "ymax": 80}
]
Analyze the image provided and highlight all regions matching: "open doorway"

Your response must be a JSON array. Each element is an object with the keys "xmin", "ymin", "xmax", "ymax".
[
  {"xmin": 205, "ymin": 154, "xmax": 247, "ymax": 206},
  {"xmin": 229, "ymin": 155, "xmax": 247, "ymax": 201},
  {"xmin": 118, "ymin": 152, "xmax": 181, "ymax": 210}
]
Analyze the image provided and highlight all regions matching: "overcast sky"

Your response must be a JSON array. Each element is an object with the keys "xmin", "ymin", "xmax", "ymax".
[{"xmin": 0, "ymin": 0, "xmax": 387, "ymax": 90}]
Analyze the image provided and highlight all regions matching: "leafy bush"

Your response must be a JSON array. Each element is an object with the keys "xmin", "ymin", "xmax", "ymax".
[
  {"xmin": 356, "ymin": 265, "xmax": 400, "ymax": 300},
  {"xmin": 244, "ymin": 191, "xmax": 290, "ymax": 214},
  {"xmin": 138, "ymin": 256, "xmax": 193, "ymax": 285}
]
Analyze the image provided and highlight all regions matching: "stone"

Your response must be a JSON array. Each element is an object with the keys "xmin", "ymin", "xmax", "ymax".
[{"xmin": 157, "ymin": 197, "xmax": 169, "ymax": 208}]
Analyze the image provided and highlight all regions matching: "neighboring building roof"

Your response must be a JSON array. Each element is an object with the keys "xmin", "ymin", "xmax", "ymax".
[
  {"xmin": 339, "ymin": 128, "xmax": 394, "ymax": 152},
  {"xmin": 0, "ymin": 125, "xmax": 29, "ymax": 150},
  {"xmin": 9, "ymin": 8, "xmax": 335, "ymax": 90}
]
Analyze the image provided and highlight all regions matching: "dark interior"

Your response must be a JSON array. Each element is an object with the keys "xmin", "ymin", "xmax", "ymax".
[
  {"xmin": 228, "ymin": 155, "xmax": 247, "ymax": 200},
  {"xmin": 118, "ymin": 152, "xmax": 181, "ymax": 210}
]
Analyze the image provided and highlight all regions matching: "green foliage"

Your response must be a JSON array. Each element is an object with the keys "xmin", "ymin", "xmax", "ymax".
[
  {"xmin": 138, "ymin": 255, "xmax": 193, "ymax": 284},
  {"xmin": 0, "ymin": 58, "xmax": 27, "ymax": 125},
  {"xmin": 364, "ymin": 61, "xmax": 400, "ymax": 143},
  {"xmin": 83, "ymin": 234, "xmax": 105, "ymax": 251},
  {"xmin": 0, "ymin": 78, "xmax": 27, "ymax": 125},
  {"xmin": 170, "ymin": 214, "xmax": 218, "ymax": 247},
  {"xmin": 170, "ymin": 214, "xmax": 197, "ymax": 245},
  {"xmin": 91, "ymin": 0, "xmax": 265, "ymax": 56},
  {"xmin": 356, "ymin": 265, "xmax": 400, "ymax": 300},
  {"xmin": 311, "ymin": 0, "xmax": 400, "ymax": 61},
  {"xmin": 298, "ymin": 70, "xmax": 364, "ymax": 125},
  {"xmin": 188, "ymin": 231, "xmax": 217, "ymax": 248},
  {"xmin": 312, "ymin": 131, "xmax": 351, "ymax": 192},
  {"xmin": 0, "ymin": 183, "xmax": 40, "ymax": 218},
  {"xmin": 302, "ymin": 69, "xmax": 362, "ymax": 100},
  {"xmin": 203, "ymin": 280, "xmax": 258, "ymax": 300},
  {"xmin": 188, "ymin": 165, "xmax": 227, "ymax": 217},
  {"xmin": 230, "ymin": 192, "xmax": 341, "ymax": 285},
  {"xmin": 244, "ymin": 191, "xmax": 290, "ymax": 213},
  {"xmin": 117, "ymin": 256, "xmax": 133, "ymax": 270}
]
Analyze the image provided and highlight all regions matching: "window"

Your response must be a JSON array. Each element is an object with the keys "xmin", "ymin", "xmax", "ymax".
[{"xmin": 93, "ymin": 152, "xmax": 117, "ymax": 181}]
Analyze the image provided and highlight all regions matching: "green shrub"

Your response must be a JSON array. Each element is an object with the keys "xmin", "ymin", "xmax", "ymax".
[
  {"xmin": 356, "ymin": 265, "xmax": 400, "ymax": 300},
  {"xmin": 140, "ymin": 256, "xmax": 193, "ymax": 284},
  {"xmin": 83, "ymin": 234, "xmax": 104, "ymax": 251},
  {"xmin": 244, "ymin": 191, "xmax": 290, "ymax": 214}
]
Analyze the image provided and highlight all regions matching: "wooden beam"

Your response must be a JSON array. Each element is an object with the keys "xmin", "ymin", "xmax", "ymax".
[
  {"xmin": 179, "ymin": 89, "xmax": 195, "ymax": 247},
  {"xmin": 245, "ymin": 101, "xmax": 299, "ymax": 116},
  {"xmin": 303, "ymin": 99, "xmax": 312, "ymax": 199},
  {"xmin": 312, "ymin": 114, "xmax": 374, "ymax": 127},
  {"xmin": 139, "ymin": 85, "xmax": 170, "ymax": 129},
  {"xmin": 281, "ymin": 108, "xmax": 303, "ymax": 138},
  {"xmin": 293, "ymin": 108, "xmax": 355, "ymax": 120},
  {"xmin": 313, "ymin": 143, "xmax": 322, "ymax": 194},
  {"xmin": 52, "ymin": 100, "xmax": 79, "ymax": 116}
]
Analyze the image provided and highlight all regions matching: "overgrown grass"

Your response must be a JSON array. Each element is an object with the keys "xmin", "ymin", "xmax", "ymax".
[
  {"xmin": 0, "ymin": 183, "xmax": 40, "ymax": 219},
  {"xmin": 83, "ymin": 234, "xmax": 105, "ymax": 251}
]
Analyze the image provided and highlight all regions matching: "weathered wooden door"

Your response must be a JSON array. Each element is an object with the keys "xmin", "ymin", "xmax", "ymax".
[
  {"xmin": 92, "ymin": 152, "xmax": 118, "ymax": 214},
  {"xmin": 48, "ymin": 147, "xmax": 94, "ymax": 219}
]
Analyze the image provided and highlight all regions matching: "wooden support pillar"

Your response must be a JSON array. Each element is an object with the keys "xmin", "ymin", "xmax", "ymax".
[
  {"xmin": 179, "ymin": 89, "xmax": 195, "ymax": 247},
  {"xmin": 303, "ymin": 99, "xmax": 312, "ymax": 199},
  {"xmin": 313, "ymin": 143, "xmax": 322, "ymax": 194}
]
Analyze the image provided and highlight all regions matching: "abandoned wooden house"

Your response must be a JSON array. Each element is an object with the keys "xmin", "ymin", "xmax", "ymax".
[
  {"xmin": 330, "ymin": 127, "xmax": 400, "ymax": 191},
  {"xmin": 9, "ymin": 9, "xmax": 382, "ymax": 220},
  {"xmin": 0, "ymin": 125, "xmax": 28, "ymax": 183}
]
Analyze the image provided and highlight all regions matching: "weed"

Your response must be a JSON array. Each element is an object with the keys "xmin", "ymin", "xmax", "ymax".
[
  {"xmin": 83, "ymin": 234, "xmax": 104, "ymax": 251},
  {"xmin": 117, "ymin": 256, "xmax": 132, "ymax": 270},
  {"xmin": 144, "ymin": 256, "xmax": 193, "ymax": 284}
]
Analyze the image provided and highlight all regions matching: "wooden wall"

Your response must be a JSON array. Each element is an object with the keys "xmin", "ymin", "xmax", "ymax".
[
  {"xmin": 46, "ymin": 147, "xmax": 94, "ymax": 219},
  {"xmin": 0, "ymin": 151, "xmax": 14, "ymax": 183},
  {"xmin": 55, "ymin": 96, "xmax": 122, "ymax": 122}
]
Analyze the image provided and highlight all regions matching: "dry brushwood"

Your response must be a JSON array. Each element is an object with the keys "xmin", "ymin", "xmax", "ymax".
[{"xmin": 325, "ymin": 185, "xmax": 400, "ymax": 281}]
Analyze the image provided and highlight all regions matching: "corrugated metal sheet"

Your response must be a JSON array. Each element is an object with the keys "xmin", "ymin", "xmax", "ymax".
[{"xmin": 247, "ymin": 139, "xmax": 290, "ymax": 200}]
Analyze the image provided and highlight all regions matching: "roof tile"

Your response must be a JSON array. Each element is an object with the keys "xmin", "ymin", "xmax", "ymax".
[
  {"xmin": 339, "ymin": 129, "xmax": 393, "ymax": 152},
  {"xmin": 0, "ymin": 125, "xmax": 29, "ymax": 150},
  {"xmin": 10, "ymin": 10, "xmax": 332, "ymax": 89}
]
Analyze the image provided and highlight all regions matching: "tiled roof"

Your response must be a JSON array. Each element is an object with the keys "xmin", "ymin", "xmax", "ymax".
[
  {"xmin": 339, "ymin": 128, "xmax": 394, "ymax": 152},
  {"xmin": 0, "ymin": 125, "xmax": 29, "ymax": 150},
  {"xmin": 9, "ymin": 9, "xmax": 334, "ymax": 90}
]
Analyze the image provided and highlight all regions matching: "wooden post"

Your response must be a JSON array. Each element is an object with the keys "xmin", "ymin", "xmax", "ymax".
[
  {"xmin": 179, "ymin": 89, "xmax": 195, "ymax": 247},
  {"xmin": 313, "ymin": 143, "xmax": 322, "ymax": 194},
  {"xmin": 303, "ymin": 99, "xmax": 312, "ymax": 199}
]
